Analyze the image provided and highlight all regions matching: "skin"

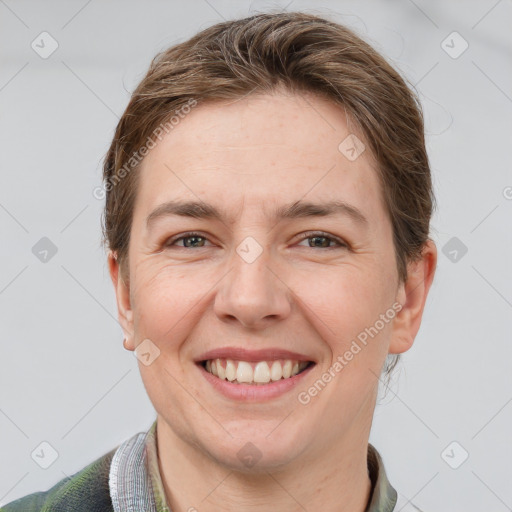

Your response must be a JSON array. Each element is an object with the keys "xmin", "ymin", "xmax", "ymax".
[{"xmin": 108, "ymin": 89, "xmax": 437, "ymax": 512}]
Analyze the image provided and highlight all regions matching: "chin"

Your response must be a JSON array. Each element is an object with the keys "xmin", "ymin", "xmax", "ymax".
[{"xmin": 203, "ymin": 430, "xmax": 305, "ymax": 473}]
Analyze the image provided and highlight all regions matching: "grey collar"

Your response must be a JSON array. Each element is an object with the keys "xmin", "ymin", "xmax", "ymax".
[{"xmin": 109, "ymin": 429, "xmax": 157, "ymax": 512}]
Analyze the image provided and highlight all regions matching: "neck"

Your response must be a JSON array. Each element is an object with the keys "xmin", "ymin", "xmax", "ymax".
[{"xmin": 156, "ymin": 420, "xmax": 373, "ymax": 512}]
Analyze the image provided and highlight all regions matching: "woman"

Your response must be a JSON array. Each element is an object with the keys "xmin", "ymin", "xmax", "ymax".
[{"xmin": 1, "ymin": 11, "xmax": 436, "ymax": 512}]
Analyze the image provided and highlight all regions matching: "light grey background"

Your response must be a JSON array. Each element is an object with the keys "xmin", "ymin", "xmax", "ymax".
[{"xmin": 1, "ymin": 1, "xmax": 511, "ymax": 510}]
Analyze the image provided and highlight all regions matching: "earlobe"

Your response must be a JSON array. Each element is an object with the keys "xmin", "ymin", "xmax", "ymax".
[
  {"xmin": 388, "ymin": 240, "xmax": 437, "ymax": 355},
  {"xmin": 108, "ymin": 250, "xmax": 135, "ymax": 350}
]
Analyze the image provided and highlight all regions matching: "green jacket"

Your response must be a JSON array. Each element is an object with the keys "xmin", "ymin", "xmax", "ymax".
[{"xmin": 0, "ymin": 448, "xmax": 117, "ymax": 512}]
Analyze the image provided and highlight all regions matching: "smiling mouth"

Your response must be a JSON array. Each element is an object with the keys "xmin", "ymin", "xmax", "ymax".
[{"xmin": 200, "ymin": 358, "xmax": 315, "ymax": 385}]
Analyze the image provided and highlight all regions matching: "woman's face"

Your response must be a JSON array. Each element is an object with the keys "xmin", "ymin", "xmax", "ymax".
[{"xmin": 110, "ymin": 91, "xmax": 426, "ymax": 470}]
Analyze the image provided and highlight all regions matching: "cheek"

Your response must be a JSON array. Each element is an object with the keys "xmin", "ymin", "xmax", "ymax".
[
  {"xmin": 132, "ymin": 264, "xmax": 209, "ymax": 345},
  {"xmin": 290, "ymin": 261, "xmax": 395, "ymax": 364},
  {"xmin": 302, "ymin": 264, "xmax": 385, "ymax": 327}
]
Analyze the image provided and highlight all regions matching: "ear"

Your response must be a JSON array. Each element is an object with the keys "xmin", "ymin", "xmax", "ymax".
[
  {"xmin": 389, "ymin": 239, "xmax": 437, "ymax": 355},
  {"xmin": 108, "ymin": 250, "xmax": 135, "ymax": 351}
]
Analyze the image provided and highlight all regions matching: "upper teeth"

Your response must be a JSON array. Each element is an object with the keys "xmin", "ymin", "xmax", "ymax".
[{"xmin": 205, "ymin": 359, "xmax": 309, "ymax": 384}]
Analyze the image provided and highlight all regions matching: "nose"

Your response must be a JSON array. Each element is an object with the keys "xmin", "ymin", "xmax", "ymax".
[{"xmin": 213, "ymin": 241, "xmax": 292, "ymax": 330}]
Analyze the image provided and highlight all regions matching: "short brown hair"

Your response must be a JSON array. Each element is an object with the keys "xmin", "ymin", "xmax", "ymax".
[{"xmin": 101, "ymin": 11, "xmax": 435, "ymax": 377}]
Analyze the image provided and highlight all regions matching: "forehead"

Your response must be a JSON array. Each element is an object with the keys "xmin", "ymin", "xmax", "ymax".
[{"xmin": 134, "ymin": 91, "xmax": 386, "ymax": 225}]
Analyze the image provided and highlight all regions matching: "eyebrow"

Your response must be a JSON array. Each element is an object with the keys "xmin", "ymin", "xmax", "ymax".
[{"xmin": 146, "ymin": 199, "xmax": 369, "ymax": 229}]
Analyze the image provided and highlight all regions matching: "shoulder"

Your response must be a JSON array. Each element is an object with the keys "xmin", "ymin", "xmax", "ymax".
[{"xmin": 0, "ymin": 447, "xmax": 118, "ymax": 512}]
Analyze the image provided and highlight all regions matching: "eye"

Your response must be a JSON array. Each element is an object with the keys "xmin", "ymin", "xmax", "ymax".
[
  {"xmin": 164, "ymin": 232, "xmax": 212, "ymax": 248},
  {"xmin": 296, "ymin": 231, "xmax": 348, "ymax": 249}
]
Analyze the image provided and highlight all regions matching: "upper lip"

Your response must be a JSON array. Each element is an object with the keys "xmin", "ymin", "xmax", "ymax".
[{"xmin": 195, "ymin": 347, "xmax": 316, "ymax": 363}]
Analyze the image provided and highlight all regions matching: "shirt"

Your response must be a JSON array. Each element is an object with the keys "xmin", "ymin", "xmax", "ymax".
[{"xmin": 1, "ymin": 419, "xmax": 418, "ymax": 512}]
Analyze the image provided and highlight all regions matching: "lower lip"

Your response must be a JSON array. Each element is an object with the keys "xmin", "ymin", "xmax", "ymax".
[{"xmin": 197, "ymin": 362, "xmax": 315, "ymax": 402}]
